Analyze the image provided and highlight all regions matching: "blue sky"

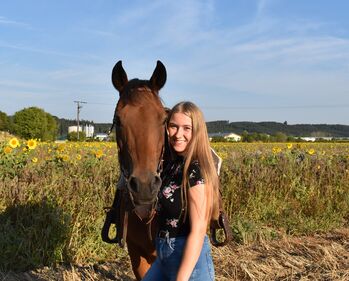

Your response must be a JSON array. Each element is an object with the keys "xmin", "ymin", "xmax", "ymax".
[{"xmin": 1, "ymin": 0, "xmax": 348, "ymax": 124}]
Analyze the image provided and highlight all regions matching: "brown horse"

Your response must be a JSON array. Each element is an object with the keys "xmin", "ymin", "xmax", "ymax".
[
  {"xmin": 102, "ymin": 61, "xmax": 232, "ymax": 280},
  {"xmin": 103, "ymin": 60, "xmax": 167, "ymax": 280}
]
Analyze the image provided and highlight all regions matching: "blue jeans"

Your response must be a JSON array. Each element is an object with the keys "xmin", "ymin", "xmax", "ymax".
[{"xmin": 142, "ymin": 234, "xmax": 215, "ymax": 281}]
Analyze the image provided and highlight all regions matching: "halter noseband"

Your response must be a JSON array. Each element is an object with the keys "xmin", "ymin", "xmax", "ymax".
[{"xmin": 110, "ymin": 112, "xmax": 166, "ymax": 214}]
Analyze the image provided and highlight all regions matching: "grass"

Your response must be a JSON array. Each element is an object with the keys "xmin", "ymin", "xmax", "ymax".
[{"xmin": 0, "ymin": 140, "xmax": 349, "ymax": 271}]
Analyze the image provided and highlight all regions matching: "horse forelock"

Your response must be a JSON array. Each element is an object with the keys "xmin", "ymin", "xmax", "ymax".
[{"xmin": 119, "ymin": 79, "xmax": 161, "ymax": 105}]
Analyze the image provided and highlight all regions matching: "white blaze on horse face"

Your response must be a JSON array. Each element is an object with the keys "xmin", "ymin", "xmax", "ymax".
[{"xmin": 168, "ymin": 113, "xmax": 192, "ymax": 156}]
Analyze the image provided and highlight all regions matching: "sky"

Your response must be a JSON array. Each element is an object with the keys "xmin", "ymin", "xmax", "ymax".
[{"xmin": 1, "ymin": 0, "xmax": 349, "ymax": 125}]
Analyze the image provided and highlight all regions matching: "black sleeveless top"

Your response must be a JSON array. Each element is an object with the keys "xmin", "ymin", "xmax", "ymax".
[{"xmin": 157, "ymin": 156, "xmax": 205, "ymax": 237}]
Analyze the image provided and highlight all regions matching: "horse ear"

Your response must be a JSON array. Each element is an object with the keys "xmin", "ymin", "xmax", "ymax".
[
  {"xmin": 150, "ymin": 60, "xmax": 167, "ymax": 91},
  {"xmin": 112, "ymin": 61, "xmax": 128, "ymax": 93}
]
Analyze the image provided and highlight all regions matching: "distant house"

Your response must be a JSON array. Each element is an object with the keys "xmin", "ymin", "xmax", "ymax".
[
  {"xmin": 95, "ymin": 133, "xmax": 109, "ymax": 141},
  {"xmin": 224, "ymin": 133, "xmax": 242, "ymax": 141},
  {"xmin": 300, "ymin": 137, "xmax": 333, "ymax": 142},
  {"xmin": 208, "ymin": 132, "xmax": 241, "ymax": 142},
  {"xmin": 68, "ymin": 125, "xmax": 94, "ymax": 138},
  {"xmin": 68, "ymin": 125, "xmax": 83, "ymax": 134},
  {"xmin": 84, "ymin": 125, "xmax": 95, "ymax": 138}
]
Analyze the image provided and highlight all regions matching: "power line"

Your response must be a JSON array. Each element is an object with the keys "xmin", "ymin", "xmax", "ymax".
[{"xmin": 82, "ymin": 101, "xmax": 114, "ymax": 105}]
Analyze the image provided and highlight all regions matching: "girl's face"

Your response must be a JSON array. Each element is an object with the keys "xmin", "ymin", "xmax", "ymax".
[{"xmin": 167, "ymin": 112, "xmax": 193, "ymax": 155}]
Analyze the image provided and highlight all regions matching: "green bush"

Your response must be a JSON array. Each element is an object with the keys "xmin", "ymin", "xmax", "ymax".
[
  {"xmin": 68, "ymin": 131, "xmax": 86, "ymax": 141},
  {"xmin": 12, "ymin": 107, "xmax": 58, "ymax": 141},
  {"xmin": 0, "ymin": 111, "xmax": 11, "ymax": 131}
]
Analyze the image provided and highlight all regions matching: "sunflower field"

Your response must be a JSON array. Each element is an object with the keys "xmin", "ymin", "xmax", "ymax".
[{"xmin": 1, "ymin": 138, "xmax": 349, "ymax": 271}]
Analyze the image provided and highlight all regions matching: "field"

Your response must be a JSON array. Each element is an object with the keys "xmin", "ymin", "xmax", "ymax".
[{"xmin": 1, "ymin": 139, "xmax": 349, "ymax": 280}]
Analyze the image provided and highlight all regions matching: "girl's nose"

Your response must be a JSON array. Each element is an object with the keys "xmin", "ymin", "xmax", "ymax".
[{"xmin": 175, "ymin": 127, "xmax": 183, "ymax": 137}]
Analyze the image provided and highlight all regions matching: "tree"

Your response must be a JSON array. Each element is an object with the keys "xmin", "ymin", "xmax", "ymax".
[
  {"xmin": 273, "ymin": 132, "xmax": 287, "ymax": 142},
  {"xmin": 211, "ymin": 136, "xmax": 227, "ymax": 142},
  {"xmin": 259, "ymin": 133, "xmax": 270, "ymax": 142},
  {"xmin": 13, "ymin": 107, "xmax": 58, "ymax": 141},
  {"xmin": 67, "ymin": 131, "xmax": 86, "ymax": 141},
  {"xmin": 241, "ymin": 130, "xmax": 249, "ymax": 142},
  {"xmin": 0, "ymin": 111, "xmax": 10, "ymax": 131}
]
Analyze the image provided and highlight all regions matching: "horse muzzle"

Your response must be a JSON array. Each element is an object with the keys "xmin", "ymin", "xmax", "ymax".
[{"xmin": 133, "ymin": 203, "xmax": 156, "ymax": 221}]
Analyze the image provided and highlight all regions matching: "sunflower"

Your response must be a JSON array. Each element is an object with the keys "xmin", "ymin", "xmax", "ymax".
[
  {"xmin": 95, "ymin": 150, "xmax": 104, "ymax": 158},
  {"xmin": 9, "ymin": 137, "xmax": 20, "ymax": 148},
  {"xmin": 76, "ymin": 154, "xmax": 82, "ymax": 160},
  {"xmin": 4, "ymin": 146, "xmax": 13, "ymax": 154},
  {"xmin": 286, "ymin": 143, "xmax": 293, "ymax": 149},
  {"xmin": 57, "ymin": 144, "xmax": 65, "ymax": 152},
  {"xmin": 62, "ymin": 155, "xmax": 70, "ymax": 162},
  {"xmin": 27, "ymin": 139, "xmax": 37, "ymax": 150},
  {"xmin": 308, "ymin": 148, "xmax": 315, "ymax": 155},
  {"xmin": 272, "ymin": 147, "xmax": 282, "ymax": 154},
  {"xmin": 32, "ymin": 157, "xmax": 38, "ymax": 163}
]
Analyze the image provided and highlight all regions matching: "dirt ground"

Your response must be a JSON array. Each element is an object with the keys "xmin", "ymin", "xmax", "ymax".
[{"xmin": 1, "ymin": 228, "xmax": 349, "ymax": 281}]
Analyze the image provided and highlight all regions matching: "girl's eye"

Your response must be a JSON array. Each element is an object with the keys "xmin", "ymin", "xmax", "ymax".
[{"xmin": 168, "ymin": 124, "xmax": 177, "ymax": 129}]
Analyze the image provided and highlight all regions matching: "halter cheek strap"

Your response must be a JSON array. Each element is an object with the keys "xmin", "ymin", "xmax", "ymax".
[{"xmin": 102, "ymin": 117, "xmax": 166, "ymax": 247}]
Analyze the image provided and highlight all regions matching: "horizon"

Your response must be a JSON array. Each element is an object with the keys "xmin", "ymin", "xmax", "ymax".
[
  {"xmin": 1, "ymin": 1, "xmax": 349, "ymax": 125},
  {"xmin": 2, "ymin": 105, "xmax": 349, "ymax": 126},
  {"xmin": 56, "ymin": 114, "xmax": 349, "ymax": 126}
]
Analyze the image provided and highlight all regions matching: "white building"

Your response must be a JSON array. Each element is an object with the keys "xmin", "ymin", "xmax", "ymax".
[
  {"xmin": 68, "ymin": 126, "xmax": 82, "ymax": 134},
  {"xmin": 68, "ymin": 125, "xmax": 94, "ymax": 138},
  {"xmin": 84, "ymin": 125, "xmax": 94, "ymax": 138},
  {"xmin": 95, "ymin": 133, "xmax": 109, "ymax": 141},
  {"xmin": 300, "ymin": 137, "xmax": 333, "ymax": 142},
  {"xmin": 224, "ymin": 133, "xmax": 242, "ymax": 142},
  {"xmin": 209, "ymin": 132, "xmax": 241, "ymax": 142}
]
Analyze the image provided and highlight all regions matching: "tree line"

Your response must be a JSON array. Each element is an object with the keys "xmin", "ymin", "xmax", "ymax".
[
  {"xmin": 0, "ymin": 107, "xmax": 113, "ymax": 141},
  {"xmin": 1, "ymin": 108, "xmax": 349, "ymax": 141},
  {"xmin": 206, "ymin": 120, "xmax": 349, "ymax": 138}
]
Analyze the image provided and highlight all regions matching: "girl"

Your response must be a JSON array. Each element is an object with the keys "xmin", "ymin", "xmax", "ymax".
[{"xmin": 142, "ymin": 101, "xmax": 220, "ymax": 281}]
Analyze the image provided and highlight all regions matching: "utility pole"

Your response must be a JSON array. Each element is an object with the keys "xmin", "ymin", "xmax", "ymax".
[{"xmin": 74, "ymin": 101, "xmax": 87, "ymax": 140}]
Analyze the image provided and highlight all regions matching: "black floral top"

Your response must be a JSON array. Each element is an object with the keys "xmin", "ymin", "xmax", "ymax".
[{"xmin": 157, "ymin": 156, "xmax": 205, "ymax": 238}]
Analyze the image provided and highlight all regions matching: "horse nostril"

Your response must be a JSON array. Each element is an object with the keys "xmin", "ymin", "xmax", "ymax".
[{"xmin": 129, "ymin": 176, "xmax": 139, "ymax": 192}]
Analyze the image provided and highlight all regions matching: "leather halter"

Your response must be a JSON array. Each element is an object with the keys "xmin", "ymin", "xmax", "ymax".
[
  {"xmin": 102, "ymin": 115, "xmax": 165, "ymax": 247},
  {"xmin": 117, "ymin": 136, "xmax": 165, "ymax": 212}
]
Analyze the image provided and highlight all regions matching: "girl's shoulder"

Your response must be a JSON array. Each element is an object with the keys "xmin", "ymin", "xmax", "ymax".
[{"xmin": 188, "ymin": 160, "xmax": 204, "ymax": 187}]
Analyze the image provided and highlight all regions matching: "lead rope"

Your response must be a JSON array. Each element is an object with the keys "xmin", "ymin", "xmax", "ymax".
[
  {"xmin": 121, "ymin": 211, "xmax": 129, "ymax": 247},
  {"xmin": 146, "ymin": 209, "xmax": 156, "ymax": 244},
  {"xmin": 145, "ymin": 199, "xmax": 158, "ymax": 243}
]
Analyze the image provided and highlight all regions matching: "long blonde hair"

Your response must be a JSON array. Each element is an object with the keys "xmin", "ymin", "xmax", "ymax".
[{"xmin": 167, "ymin": 101, "xmax": 220, "ymax": 223}]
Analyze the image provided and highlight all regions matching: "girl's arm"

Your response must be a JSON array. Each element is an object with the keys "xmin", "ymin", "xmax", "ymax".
[{"xmin": 176, "ymin": 183, "xmax": 208, "ymax": 281}]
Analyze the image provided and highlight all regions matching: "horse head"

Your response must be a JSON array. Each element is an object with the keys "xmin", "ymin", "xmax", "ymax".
[{"xmin": 112, "ymin": 61, "xmax": 167, "ymax": 220}]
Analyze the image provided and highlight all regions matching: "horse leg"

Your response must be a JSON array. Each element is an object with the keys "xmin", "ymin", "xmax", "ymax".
[{"xmin": 127, "ymin": 241, "xmax": 156, "ymax": 281}]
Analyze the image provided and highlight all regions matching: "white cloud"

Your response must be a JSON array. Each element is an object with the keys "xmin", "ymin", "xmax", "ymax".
[{"xmin": 0, "ymin": 16, "xmax": 30, "ymax": 28}]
